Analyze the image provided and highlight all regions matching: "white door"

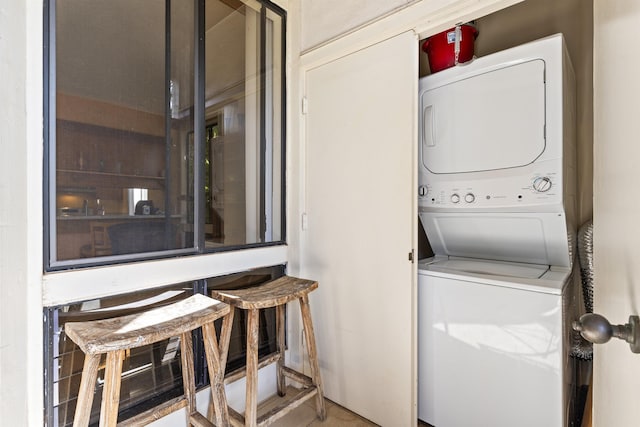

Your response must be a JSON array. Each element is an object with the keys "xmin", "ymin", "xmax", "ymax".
[
  {"xmin": 593, "ymin": 3, "xmax": 640, "ymax": 426},
  {"xmin": 421, "ymin": 59, "xmax": 545, "ymax": 174},
  {"xmin": 301, "ymin": 31, "xmax": 417, "ymax": 426}
]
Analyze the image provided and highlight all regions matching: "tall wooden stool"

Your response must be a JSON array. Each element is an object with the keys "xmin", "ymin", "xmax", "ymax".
[
  {"xmin": 210, "ymin": 276, "xmax": 326, "ymax": 426},
  {"xmin": 65, "ymin": 294, "xmax": 233, "ymax": 427}
]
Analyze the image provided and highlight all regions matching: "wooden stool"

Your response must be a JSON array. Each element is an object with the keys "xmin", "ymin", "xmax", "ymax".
[
  {"xmin": 65, "ymin": 294, "xmax": 233, "ymax": 427},
  {"xmin": 210, "ymin": 276, "xmax": 326, "ymax": 426}
]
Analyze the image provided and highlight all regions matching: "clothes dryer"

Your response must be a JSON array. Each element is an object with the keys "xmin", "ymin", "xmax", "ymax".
[
  {"xmin": 418, "ymin": 257, "xmax": 574, "ymax": 427},
  {"xmin": 418, "ymin": 33, "xmax": 577, "ymax": 268}
]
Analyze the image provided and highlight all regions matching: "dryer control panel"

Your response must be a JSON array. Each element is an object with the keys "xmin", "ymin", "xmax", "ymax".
[{"xmin": 418, "ymin": 166, "xmax": 563, "ymax": 210}]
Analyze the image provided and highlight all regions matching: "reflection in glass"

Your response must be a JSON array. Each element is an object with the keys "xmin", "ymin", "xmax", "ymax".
[
  {"xmin": 53, "ymin": 0, "xmax": 195, "ymax": 264},
  {"xmin": 49, "ymin": 0, "xmax": 285, "ymax": 266},
  {"xmin": 204, "ymin": 0, "xmax": 284, "ymax": 248}
]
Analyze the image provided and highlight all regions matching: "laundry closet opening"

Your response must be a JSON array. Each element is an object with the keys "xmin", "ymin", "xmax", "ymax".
[{"xmin": 415, "ymin": 1, "xmax": 593, "ymax": 426}]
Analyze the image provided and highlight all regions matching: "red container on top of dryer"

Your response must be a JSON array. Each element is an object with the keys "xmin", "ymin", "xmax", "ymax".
[{"xmin": 421, "ymin": 24, "xmax": 478, "ymax": 73}]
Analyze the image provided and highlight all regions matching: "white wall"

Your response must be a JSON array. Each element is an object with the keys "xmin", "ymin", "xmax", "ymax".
[
  {"xmin": 0, "ymin": 0, "xmax": 44, "ymax": 424},
  {"xmin": 593, "ymin": 3, "xmax": 640, "ymax": 426},
  {"xmin": 300, "ymin": 0, "xmax": 416, "ymax": 51}
]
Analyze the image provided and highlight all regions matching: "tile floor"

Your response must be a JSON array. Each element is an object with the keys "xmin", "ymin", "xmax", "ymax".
[
  {"xmin": 258, "ymin": 389, "xmax": 376, "ymax": 426},
  {"xmin": 257, "ymin": 387, "xmax": 434, "ymax": 426}
]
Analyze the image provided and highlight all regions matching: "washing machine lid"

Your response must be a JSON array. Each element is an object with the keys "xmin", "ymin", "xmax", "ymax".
[
  {"xmin": 426, "ymin": 257, "xmax": 549, "ymax": 279},
  {"xmin": 418, "ymin": 256, "xmax": 570, "ymax": 294},
  {"xmin": 419, "ymin": 211, "xmax": 572, "ymax": 267},
  {"xmin": 421, "ymin": 59, "xmax": 546, "ymax": 174}
]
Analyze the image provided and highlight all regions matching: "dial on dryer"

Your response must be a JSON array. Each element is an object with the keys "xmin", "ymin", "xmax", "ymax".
[{"xmin": 532, "ymin": 176, "xmax": 552, "ymax": 192}]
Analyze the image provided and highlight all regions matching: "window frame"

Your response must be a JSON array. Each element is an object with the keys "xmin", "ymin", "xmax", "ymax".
[{"xmin": 43, "ymin": 0, "xmax": 287, "ymax": 272}]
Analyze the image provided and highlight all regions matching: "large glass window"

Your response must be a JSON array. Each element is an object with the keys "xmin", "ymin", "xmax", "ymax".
[{"xmin": 46, "ymin": 0, "xmax": 286, "ymax": 269}]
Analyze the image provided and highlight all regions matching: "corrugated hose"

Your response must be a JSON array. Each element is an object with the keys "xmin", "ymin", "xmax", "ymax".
[{"xmin": 571, "ymin": 220, "xmax": 594, "ymax": 360}]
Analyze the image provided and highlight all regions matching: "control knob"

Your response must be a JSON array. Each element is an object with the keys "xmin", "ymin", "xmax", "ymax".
[
  {"xmin": 418, "ymin": 185, "xmax": 428, "ymax": 197},
  {"xmin": 533, "ymin": 176, "xmax": 552, "ymax": 193},
  {"xmin": 450, "ymin": 193, "xmax": 460, "ymax": 204},
  {"xmin": 464, "ymin": 193, "xmax": 475, "ymax": 203}
]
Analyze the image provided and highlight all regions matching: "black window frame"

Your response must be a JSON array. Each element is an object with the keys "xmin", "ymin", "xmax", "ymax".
[{"xmin": 43, "ymin": 0, "xmax": 287, "ymax": 272}]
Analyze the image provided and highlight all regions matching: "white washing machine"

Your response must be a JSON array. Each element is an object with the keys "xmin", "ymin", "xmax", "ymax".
[{"xmin": 418, "ymin": 256, "xmax": 574, "ymax": 426}]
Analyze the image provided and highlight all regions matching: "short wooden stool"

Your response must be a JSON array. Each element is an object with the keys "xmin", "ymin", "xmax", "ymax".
[
  {"xmin": 210, "ymin": 276, "xmax": 326, "ymax": 426},
  {"xmin": 65, "ymin": 294, "xmax": 233, "ymax": 427}
]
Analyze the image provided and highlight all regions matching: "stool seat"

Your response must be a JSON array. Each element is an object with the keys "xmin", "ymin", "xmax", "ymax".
[
  {"xmin": 211, "ymin": 276, "xmax": 318, "ymax": 309},
  {"xmin": 210, "ymin": 275, "xmax": 325, "ymax": 427},
  {"xmin": 65, "ymin": 293, "xmax": 233, "ymax": 427},
  {"xmin": 66, "ymin": 294, "xmax": 230, "ymax": 355}
]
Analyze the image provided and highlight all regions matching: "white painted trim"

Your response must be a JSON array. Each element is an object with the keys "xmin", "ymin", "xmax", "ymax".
[
  {"xmin": 26, "ymin": 0, "xmax": 46, "ymax": 424},
  {"xmin": 299, "ymin": 0, "xmax": 522, "ymax": 70},
  {"xmin": 43, "ymin": 245, "xmax": 288, "ymax": 306}
]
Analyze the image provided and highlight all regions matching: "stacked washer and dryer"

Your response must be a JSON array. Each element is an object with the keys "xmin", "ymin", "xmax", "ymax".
[{"xmin": 417, "ymin": 34, "xmax": 578, "ymax": 427}]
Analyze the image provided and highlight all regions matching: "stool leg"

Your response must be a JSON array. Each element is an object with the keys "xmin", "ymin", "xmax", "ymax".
[
  {"xmin": 245, "ymin": 309, "xmax": 260, "ymax": 427},
  {"xmin": 299, "ymin": 295, "xmax": 326, "ymax": 420},
  {"xmin": 276, "ymin": 304, "xmax": 286, "ymax": 397},
  {"xmin": 206, "ymin": 309, "xmax": 234, "ymax": 423},
  {"xmin": 72, "ymin": 353, "xmax": 101, "ymax": 427},
  {"xmin": 99, "ymin": 349, "xmax": 125, "ymax": 427},
  {"xmin": 203, "ymin": 321, "xmax": 230, "ymax": 427},
  {"xmin": 180, "ymin": 331, "xmax": 196, "ymax": 421},
  {"xmin": 218, "ymin": 308, "xmax": 235, "ymax": 372}
]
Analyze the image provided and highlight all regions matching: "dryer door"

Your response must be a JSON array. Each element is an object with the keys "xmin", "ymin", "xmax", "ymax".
[{"xmin": 421, "ymin": 59, "xmax": 546, "ymax": 174}]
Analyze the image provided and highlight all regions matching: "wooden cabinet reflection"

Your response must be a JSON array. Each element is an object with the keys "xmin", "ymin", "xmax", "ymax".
[{"xmin": 56, "ymin": 216, "xmax": 181, "ymax": 260}]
